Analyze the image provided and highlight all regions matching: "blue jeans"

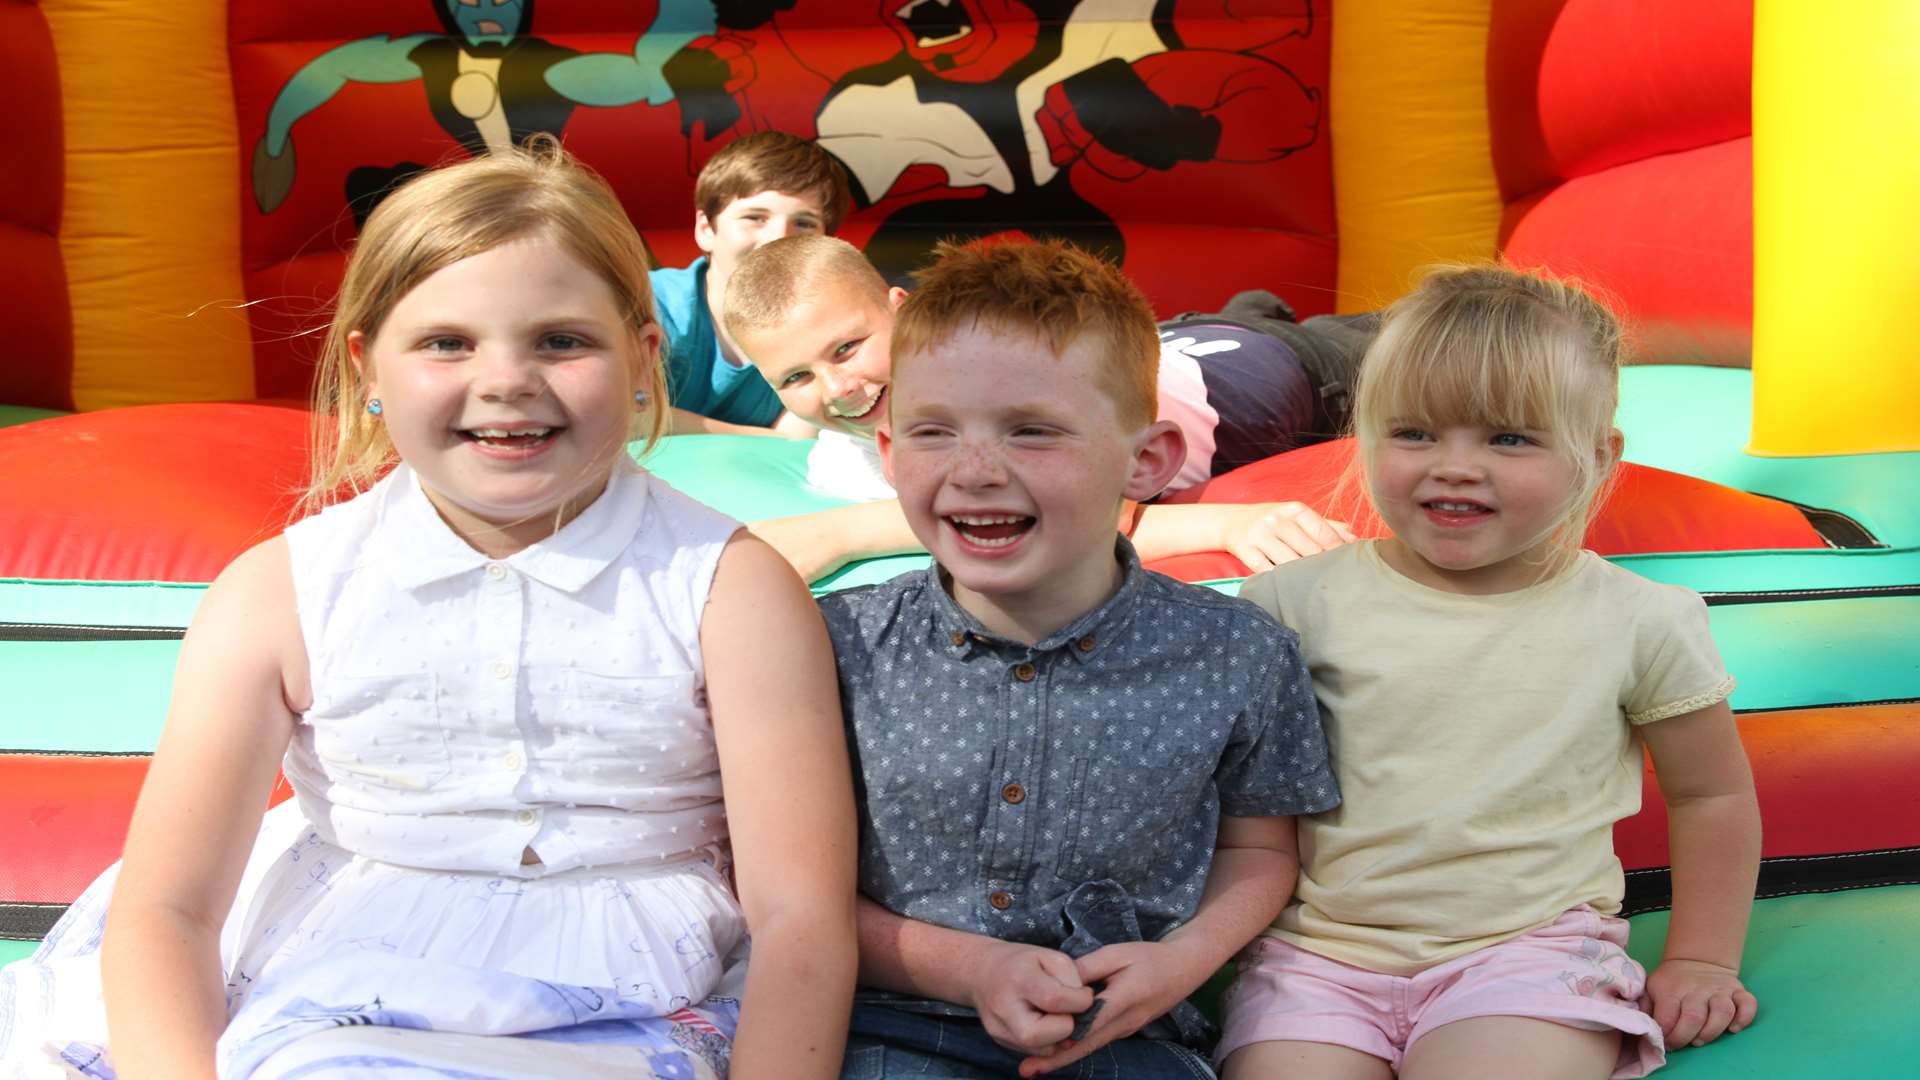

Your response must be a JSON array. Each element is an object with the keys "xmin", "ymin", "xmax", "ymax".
[{"xmin": 841, "ymin": 1002, "xmax": 1216, "ymax": 1080}]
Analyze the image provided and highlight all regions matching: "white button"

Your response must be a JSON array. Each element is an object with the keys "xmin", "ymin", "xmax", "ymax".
[
  {"xmin": 504, "ymin": 751, "xmax": 524, "ymax": 770},
  {"xmin": 515, "ymin": 809, "xmax": 537, "ymax": 826},
  {"xmin": 486, "ymin": 562, "xmax": 508, "ymax": 580},
  {"xmin": 490, "ymin": 660, "xmax": 513, "ymax": 679}
]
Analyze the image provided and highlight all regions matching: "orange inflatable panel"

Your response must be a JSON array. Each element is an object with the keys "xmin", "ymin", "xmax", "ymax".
[
  {"xmin": 1148, "ymin": 438, "xmax": 1826, "ymax": 581},
  {"xmin": 0, "ymin": 754, "xmax": 148, "ymax": 907},
  {"xmin": 0, "ymin": 404, "xmax": 309, "ymax": 582}
]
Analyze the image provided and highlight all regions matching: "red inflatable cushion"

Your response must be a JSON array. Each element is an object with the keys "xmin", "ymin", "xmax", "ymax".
[
  {"xmin": 0, "ymin": 403, "xmax": 310, "ymax": 582},
  {"xmin": 1143, "ymin": 438, "xmax": 1826, "ymax": 581}
]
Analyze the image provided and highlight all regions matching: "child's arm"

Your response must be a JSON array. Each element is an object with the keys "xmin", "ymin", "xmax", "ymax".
[
  {"xmin": 856, "ymin": 896, "xmax": 1095, "ymax": 1056},
  {"xmin": 1130, "ymin": 502, "xmax": 1357, "ymax": 571},
  {"xmin": 101, "ymin": 539, "xmax": 304, "ymax": 1079},
  {"xmin": 1018, "ymin": 814, "xmax": 1300, "ymax": 1078},
  {"xmin": 756, "ymin": 497, "xmax": 1358, "ymax": 584},
  {"xmin": 1639, "ymin": 699, "xmax": 1762, "ymax": 1048},
  {"xmin": 750, "ymin": 499, "xmax": 922, "ymax": 583},
  {"xmin": 701, "ymin": 532, "xmax": 860, "ymax": 1080}
]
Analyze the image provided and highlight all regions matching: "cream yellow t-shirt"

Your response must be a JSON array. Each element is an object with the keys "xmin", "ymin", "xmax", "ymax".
[{"xmin": 1239, "ymin": 541, "xmax": 1734, "ymax": 975}]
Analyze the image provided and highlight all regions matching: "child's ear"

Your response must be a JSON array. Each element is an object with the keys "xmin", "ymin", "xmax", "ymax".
[
  {"xmin": 886, "ymin": 286, "xmax": 910, "ymax": 311},
  {"xmin": 1123, "ymin": 421, "xmax": 1187, "ymax": 502},
  {"xmin": 1600, "ymin": 428, "xmax": 1625, "ymax": 473},
  {"xmin": 877, "ymin": 426, "xmax": 895, "ymax": 486},
  {"xmin": 347, "ymin": 331, "xmax": 375, "ymax": 399},
  {"xmin": 693, "ymin": 209, "xmax": 717, "ymax": 254}
]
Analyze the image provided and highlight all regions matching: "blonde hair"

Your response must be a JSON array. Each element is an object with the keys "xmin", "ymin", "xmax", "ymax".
[
  {"xmin": 1352, "ymin": 264, "xmax": 1625, "ymax": 562},
  {"xmin": 302, "ymin": 138, "xmax": 665, "ymax": 515},
  {"xmin": 695, "ymin": 131, "xmax": 853, "ymax": 234},
  {"xmin": 891, "ymin": 239, "xmax": 1159, "ymax": 429},
  {"xmin": 723, "ymin": 235, "xmax": 890, "ymax": 342}
]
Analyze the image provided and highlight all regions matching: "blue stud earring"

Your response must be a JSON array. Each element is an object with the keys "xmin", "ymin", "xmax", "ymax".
[
  {"xmin": 366, "ymin": 398, "xmax": 383, "ymax": 416},
  {"xmin": 633, "ymin": 389, "xmax": 650, "ymax": 408}
]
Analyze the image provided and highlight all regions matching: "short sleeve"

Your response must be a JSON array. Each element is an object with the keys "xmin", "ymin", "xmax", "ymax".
[
  {"xmin": 1625, "ymin": 585, "xmax": 1736, "ymax": 725},
  {"xmin": 1215, "ymin": 622, "xmax": 1340, "ymax": 817}
]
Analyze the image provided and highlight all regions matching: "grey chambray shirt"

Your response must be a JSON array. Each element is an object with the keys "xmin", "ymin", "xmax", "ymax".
[{"xmin": 818, "ymin": 539, "xmax": 1339, "ymax": 959}]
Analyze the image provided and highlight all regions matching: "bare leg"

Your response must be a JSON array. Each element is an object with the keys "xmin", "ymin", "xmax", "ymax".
[
  {"xmin": 1402, "ymin": 1016, "xmax": 1618, "ymax": 1080},
  {"xmin": 1222, "ymin": 1040, "xmax": 1395, "ymax": 1080}
]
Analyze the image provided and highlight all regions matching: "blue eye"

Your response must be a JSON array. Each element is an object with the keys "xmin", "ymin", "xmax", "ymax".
[
  {"xmin": 541, "ymin": 333, "xmax": 587, "ymax": 351},
  {"xmin": 1492, "ymin": 432, "xmax": 1534, "ymax": 447},
  {"xmin": 423, "ymin": 336, "xmax": 467, "ymax": 353},
  {"xmin": 1390, "ymin": 427, "xmax": 1431, "ymax": 442}
]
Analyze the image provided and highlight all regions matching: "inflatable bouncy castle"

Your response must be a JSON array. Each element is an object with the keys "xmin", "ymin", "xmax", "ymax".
[{"xmin": 1, "ymin": 1, "xmax": 1916, "ymax": 1073}]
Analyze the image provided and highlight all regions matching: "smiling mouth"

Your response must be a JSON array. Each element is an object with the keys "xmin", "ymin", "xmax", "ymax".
[
  {"xmin": 460, "ymin": 426, "xmax": 558, "ymax": 450},
  {"xmin": 1422, "ymin": 499, "xmax": 1493, "ymax": 524},
  {"xmin": 948, "ymin": 514, "xmax": 1034, "ymax": 548},
  {"xmin": 894, "ymin": 0, "xmax": 973, "ymax": 47},
  {"xmin": 831, "ymin": 387, "xmax": 886, "ymax": 424}
]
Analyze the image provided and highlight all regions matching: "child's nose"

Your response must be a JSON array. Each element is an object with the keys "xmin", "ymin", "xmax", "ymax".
[
  {"xmin": 474, "ymin": 347, "xmax": 542, "ymax": 399},
  {"xmin": 1430, "ymin": 446, "xmax": 1486, "ymax": 482},
  {"xmin": 950, "ymin": 440, "xmax": 1008, "ymax": 487}
]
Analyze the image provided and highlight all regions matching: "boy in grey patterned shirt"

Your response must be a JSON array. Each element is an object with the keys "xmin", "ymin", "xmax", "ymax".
[{"xmin": 817, "ymin": 239, "xmax": 1339, "ymax": 1079}]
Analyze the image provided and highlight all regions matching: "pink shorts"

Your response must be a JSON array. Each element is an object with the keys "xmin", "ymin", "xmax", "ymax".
[{"xmin": 1217, "ymin": 908, "xmax": 1666, "ymax": 1078}]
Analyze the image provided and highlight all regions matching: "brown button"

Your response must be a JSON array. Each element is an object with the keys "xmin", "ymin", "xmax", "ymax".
[
  {"xmin": 988, "ymin": 890, "xmax": 1014, "ymax": 910},
  {"xmin": 1013, "ymin": 662, "xmax": 1036, "ymax": 682},
  {"xmin": 1075, "ymin": 635, "xmax": 1096, "ymax": 653},
  {"xmin": 950, "ymin": 631, "xmax": 967, "ymax": 647},
  {"xmin": 1001, "ymin": 782, "xmax": 1026, "ymax": 805}
]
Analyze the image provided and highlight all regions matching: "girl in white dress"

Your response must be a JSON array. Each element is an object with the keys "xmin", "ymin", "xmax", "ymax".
[{"xmin": 0, "ymin": 141, "xmax": 857, "ymax": 1079}]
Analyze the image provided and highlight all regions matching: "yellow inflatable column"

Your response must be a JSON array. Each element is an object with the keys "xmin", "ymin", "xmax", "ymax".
[
  {"xmin": 46, "ymin": 0, "xmax": 253, "ymax": 409},
  {"xmin": 1751, "ymin": 1, "xmax": 1920, "ymax": 454},
  {"xmin": 1329, "ymin": 0, "xmax": 1503, "ymax": 313}
]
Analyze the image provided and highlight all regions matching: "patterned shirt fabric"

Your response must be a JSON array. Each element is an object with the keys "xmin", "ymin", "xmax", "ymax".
[{"xmin": 818, "ymin": 540, "xmax": 1340, "ymax": 960}]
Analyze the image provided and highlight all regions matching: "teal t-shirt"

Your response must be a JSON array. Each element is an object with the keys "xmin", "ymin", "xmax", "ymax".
[{"xmin": 650, "ymin": 257, "xmax": 785, "ymax": 427}]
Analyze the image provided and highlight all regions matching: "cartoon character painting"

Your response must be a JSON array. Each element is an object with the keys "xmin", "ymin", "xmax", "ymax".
[{"xmin": 251, "ymin": 0, "xmax": 718, "ymax": 221}]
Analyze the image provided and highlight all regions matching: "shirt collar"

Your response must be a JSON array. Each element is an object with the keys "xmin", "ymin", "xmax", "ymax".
[
  {"xmin": 373, "ymin": 463, "xmax": 651, "ymax": 594},
  {"xmin": 926, "ymin": 536, "xmax": 1146, "ymax": 665}
]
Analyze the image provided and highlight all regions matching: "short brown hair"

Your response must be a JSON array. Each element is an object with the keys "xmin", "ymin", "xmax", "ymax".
[
  {"xmin": 695, "ymin": 132, "xmax": 853, "ymax": 234},
  {"xmin": 892, "ymin": 239, "xmax": 1159, "ymax": 429},
  {"xmin": 724, "ymin": 235, "xmax": 890, "ymax": 341}
]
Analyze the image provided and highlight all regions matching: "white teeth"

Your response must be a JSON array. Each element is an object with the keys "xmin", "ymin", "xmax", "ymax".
[
  {"xmin": 468, "ymin": 427, "xmax": 551, "ymax": 439},
  {"xmin": 951, "ymin": 514, "xmax": 1028, "ymax": 526},
  {"xmin": 963, "ymin": 533, "xmax": 1019, "ymax": 548},
  {"xmin": 1429, "ymin": 501, "xmax": 1485, "ymax": 512},
  {"xmin": 835, "ymin": 395, "xmax": 880, "ymax": 419}
]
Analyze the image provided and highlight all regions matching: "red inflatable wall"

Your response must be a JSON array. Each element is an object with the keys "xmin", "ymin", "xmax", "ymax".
[
  {"xmin": 1489, "ymin": 0, "xmax": 1752, "ymax": 339},
  {"xmin": 0, "ymin": 0, "xmax": 74, "ymax": 411}
]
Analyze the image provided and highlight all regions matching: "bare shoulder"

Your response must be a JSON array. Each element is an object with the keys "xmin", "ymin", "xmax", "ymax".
[{"xmin": 188, "ymin": 534, "xmax": 310, "ymax": 712}]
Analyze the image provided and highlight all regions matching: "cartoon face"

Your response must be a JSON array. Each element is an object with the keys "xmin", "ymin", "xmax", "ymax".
[
  {"xmin": 882, "ymin": 323, "xmax": 1156, "ymax": 632},
  {"xmin": 880, "ymin": 0, "xmax": 1041, "ymax": 82},
  {"xmin": 738, "ymin": 281, "xmax": 906, "ymax": 439},
  {"xmin": 444, "ymin": 0, "xmax": 526, "ymax": 46},
  {"xmin": 1369, "ymin": 421, "xmax": 1586, "ymax": 594},
  {"xmin": 354, "ymin": 233, "xmax": 654, "ymax": 555}
]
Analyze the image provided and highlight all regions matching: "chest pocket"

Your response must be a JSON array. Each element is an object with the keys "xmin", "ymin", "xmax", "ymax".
[
  {"xmin": 306, "ymin": 673, "xmax": 451, "ymax": 792},
  {"xmin": 1055, "ymin": 736, "xmax": 1211, "ymax": 888},
  {"xmin": 564, "ymin": 669, "xmax": 710, "ymax": 771}
]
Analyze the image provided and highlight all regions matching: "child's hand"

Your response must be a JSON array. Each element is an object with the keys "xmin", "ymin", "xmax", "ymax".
[
  {"xmin": 1016, "ymin": 941, "xmax": 1204, "ymax": 1078},
  {"xmin": 1646, "ymin": 958, "xmax": 1758, "ymax": 1048},
  {"xmin": 965, "ymin": 940, "xmax": 1096, "ymax": 1057},
  {"xmin": 1219, "ymin": 502, "xmax": 1357, "ymax": 572}
]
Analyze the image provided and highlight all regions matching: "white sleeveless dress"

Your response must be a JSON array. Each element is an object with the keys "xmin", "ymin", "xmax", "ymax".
[{"xmin": 1, "ymin": 464, "xmax": 752, "ymax": 1079}]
